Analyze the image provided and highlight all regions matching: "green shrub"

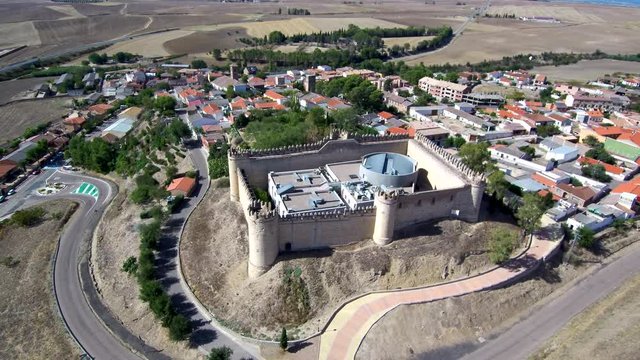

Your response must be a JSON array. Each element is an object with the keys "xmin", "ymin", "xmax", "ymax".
[
  {"xmin": 121, "ymin": 256, "xmax": 138, "ymax": 275},
  {"xmin": 208, "ymin": 346, "xmax": 233, "ymax": 360},
  {"xmin": 577, "ymin": 227, "xmax": 596, "ymax": 249},
  {"xmin": 0, "ymin": 256, "xmax": 20, "ymax": 268},
  {"xmin": 489, "ymin": 227, "xmax": 517, "ymax": 264},
  {"xmin": 168, "ymin": 194, "xmax": 185, "ymax": 213},
  {"xmin": 168, "ymin": 314, "xmax": 191, "ymax": 341},
  {"xmin": 11, "ymin": 207, "xmax": 46, "ymax": 227},
  {"xmin": 185, "ymin": 170, "xmax": 198, "ymax": 179},
  {"xmin": 140, "ymin": 206, "xmax": 165, "ymax": 220},
  {"xmin": 139, "ymin": 220, "xmax": 162, "ymax": 249}
]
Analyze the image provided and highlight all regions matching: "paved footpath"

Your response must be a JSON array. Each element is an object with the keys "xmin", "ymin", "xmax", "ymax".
[{"xmin": 318, "ymin": 218, "xmax": 564, "ymax": 360}]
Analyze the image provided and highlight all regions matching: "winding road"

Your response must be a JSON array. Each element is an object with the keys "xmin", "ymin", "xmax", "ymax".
[{"xmin": 458, "ymin": 241, "xmax": 640, "ymax": 360}]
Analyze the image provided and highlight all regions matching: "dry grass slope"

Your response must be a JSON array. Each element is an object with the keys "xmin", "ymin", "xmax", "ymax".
[{"xmin": 0, "ymin": 201, "xmax": 80, "ymax": 359}]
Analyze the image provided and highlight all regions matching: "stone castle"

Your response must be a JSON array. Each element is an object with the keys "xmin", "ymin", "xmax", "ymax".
[{"xmin": 228, "ymin": 131, "xmax": 485, "ymax": 278}]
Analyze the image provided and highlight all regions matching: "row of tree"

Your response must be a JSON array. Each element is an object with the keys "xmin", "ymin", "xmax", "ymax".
[{"xmin": 88, "ymin": 51, "xmax": 137, "ymax": 65}]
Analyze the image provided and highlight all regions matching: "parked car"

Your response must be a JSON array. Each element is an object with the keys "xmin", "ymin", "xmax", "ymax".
[
  {"xmin": 6, "ymin": 189, "xmax": 15, "ymax": 196},
  {"xmin": 32, "ymin": 169, "xmax": 41, "ymax": 175}
]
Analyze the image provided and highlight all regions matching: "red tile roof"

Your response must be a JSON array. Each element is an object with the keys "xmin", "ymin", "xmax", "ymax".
[
  {"xmin": 593, "ymin": 126, "xmax": 624, "ymax": 137},
  {"xmin": 264, "ymin": 90, "xmax": 285, "ymax": 100},
  {"xmin": 254, "ymin": 102, "xmax": 285, "ymax": 110},
  {"xmin": 531, "ymin": 173, "xmax": 557, "ymax": 187},
  {"xmin": 0, "ymin": 159, "xmax": 18, "ymax": 178},
  {"xmin": 386, "ymin": 127, "xmax": 410, "ymax": 135},
  {"xmin": 612, "ymin": 178, "xmax": 640, "ymax": 200},
  {"xmin": 64, "ymin": 116, "xmax": 86, "ymax": 125},
  {"xmin": 202, "ymin": 103, "xmax": 220, "ymax": 115},
  {"xmin": 556, "ymin": 183, "xmax": 596, "ymax": 201},
  {"xmin": 378, "ymin": 111, "xmax": 395, "ymax": 120},
  {"xmin": 88, "ymin": 103, "xmax": 113, "ymax": 115},
  {"xmin": 167, "ymin": 177, "xmax": 196, "ymax": 194},
  {"xmin": 577, "ymin": 156, "xmax": 624, "ymax": 175}
]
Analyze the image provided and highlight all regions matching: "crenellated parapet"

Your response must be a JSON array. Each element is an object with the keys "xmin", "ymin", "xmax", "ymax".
[
  {"xmin": 413, "ymin": 133, "xmax": 486, "ymax": 184},
  {"xmin": 279, "ymin": 206, "xmax": 376, "ymax": 222},
  {"xmin": 228, "ymin": 133, "xmax": 410, "ymax": 160}
]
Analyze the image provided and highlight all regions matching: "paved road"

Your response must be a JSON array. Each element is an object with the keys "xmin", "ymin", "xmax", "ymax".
[
  {"xmin": 391, "ymin": 0, "xmax": 492, "ymax": 63},
  {"xmin": 47, "ymin": 171, "xmax": 144, "ymax": 360},
  {"xmin": 459, "ymin": 242, "xmax": 640, "ymax": 360},
  {"xmin": 156, "ymin": 117, "xmax": 261, "ymax": 359},
  {"xmin": 2, "ymin": 169, "xmax": 145, "ymax": 359}
]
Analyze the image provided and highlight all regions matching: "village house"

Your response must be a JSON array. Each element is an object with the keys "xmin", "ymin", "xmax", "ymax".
[
  {"xmin": 418, "ymin": 76, "xmax": 471, "ymax": 102},
  {"xmin": 167, "ymin": 176, "xmax": 196, "ymax": 197},
  {"xmin": 384, "ymin": 92, "xmax": 413, "ymax": 114}
]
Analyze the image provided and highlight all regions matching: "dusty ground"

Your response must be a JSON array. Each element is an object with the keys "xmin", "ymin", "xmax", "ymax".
[
  {"xmin": 355, "ymin": 221, "xmax": 640, "ymax": 360},
  {"xmin": 473, "ymin": 83, "xmax": 539, "ymax": 99},
  {"xmin": 0, "ymin": 77, "xmax": 56, "ymax": 105},
  {"xmin": 181, "ymin": 185, "xmax": 521, "ymax": 340},
  {"xmin": 531, "ymin": 273, "xmax": 640, "ymax": 360},
  {"xmin": 91, "ymin": 177, "xmax": 201, "ymax": 360},
  {"xmin": 0, "ymin": 97, "xmax": 71, "ymax": 145},
  {"xmin": 404, "ymin": 1, "xmax": 640, "ymax": 66},
  {"xmin": 531, "ymin": 59, "xmax": 640, "ymax": 82},
  {"xmin": 0, "ymin": 200, "xmax": 81, "ymax": 359},
  {"xmin": 356, "ymin": 259, "xmax": 580, "ymax": 360}
]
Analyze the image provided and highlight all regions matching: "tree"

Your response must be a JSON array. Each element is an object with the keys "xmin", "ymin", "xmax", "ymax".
[
  {"xmin": 268, "ymin": 30, "xmax": 287, "ymax": 44},
  {"xmin": 442, "ymin": 135, "xmax": 466, "ymax": 149},
  {"xmin": 486, "ymin": 170, "xmax": 508, "ymax": 200},
  {"xmin": 577, "ymin": 227, "xmax": 596, "ymax": 248},
  {"xmin": 516, "ymin": 193, "xmax": 546, "ymax": 239},
  {"xmin": 208, "ymin": 346, "xmax": 233, "ymax": 360},
  {"xmin": 88, "ymin": 52, "xmax": 108, "ymax": 65},
  {"xmin": 191, "ymin": 59, "xmax": 207, "ymax": 69},
  {"xmin": 536, "ymin": 124, "xmax": 561, "ymax": 138},
  {"xmin": 225, "ymin": 85, "xmax": 235, "ymax": 99},
  {"xmin": 212, "ymin": 48, "xmax": 222, "ymax": 60},
  {"xmin": 489, "ymin": 227, "xmax": 517, "ymax": 264},
  {"xmin": 458, "ymin": 142, "xmax": 491, "ymax": 173},
  {"xmin": 279, "ymin": 327, "xmax": 288, "ymax": 351},
  {"xmin": 518, "ymin": 145, "xmax": 536, "ymax": 158},
  {"xmin": 154, "ymin": 96, "xmax": 177, "ymax": 114},
  {"xmin": 585, "ymin": 147, "xmax": 615, "ymax": 164},
  {"xmin": 168, "ymin": 314, "xmax": 191, "ymax": 341},
  {"xmin": 581, "ymin": 164, "xmax": 611, "ymax": 182},
  {"xmin": 582, "ymin": 135, "xmax": 600, "ymax": 148},
  {"xmin": 414, "ymin": 92, "xmax": 435, "ymax": 106}
]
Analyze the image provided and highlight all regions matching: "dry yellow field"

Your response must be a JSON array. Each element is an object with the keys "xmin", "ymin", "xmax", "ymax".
[
  {"xmin": 383, "ymin": 36, "xmax": 435, "ymax": 48},
  {"xmin": 185, "ymin": 17, "xmax": 406, "ymax": 37},
  {"xmin": 487, "ymin": 5, "xmax": 604, "ymax": 23},
  {"xmin": 404, "ymin": 18, "xmax": 640, "ymax": 66},
  {"xmin": 0, "ymin": 22, "xmax": 41, "ymax": 48},
  {"xmin": 46, "ymin": 5, "xmax": 86, "ymax": 20},
  {"xmin": 102, "ymin": 29, "xmax": 194, "ymax": 57}
]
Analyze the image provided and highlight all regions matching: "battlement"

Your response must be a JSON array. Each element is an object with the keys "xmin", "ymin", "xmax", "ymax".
[
  {"xmin": 238, "ymin": 169, "xmax": 277, "ymax": 220},
  {"xmin": 228, "ymin": 132, "xmax": 410, "ymax": 159},
  {"xmin": 413, "ymin": 133, "xmax": 485, "ymax": 185},
  {"xmin": 279, "ymin": 206, "xmax": 376, "ymax": 222}
]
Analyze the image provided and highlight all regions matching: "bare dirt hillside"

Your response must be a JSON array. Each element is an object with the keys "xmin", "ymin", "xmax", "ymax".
[
  {"xmin": 356, "ymin": 261, "xmax": 579, "ymax": 360},
  {"xmin": 92, "ymin": 178, "xmax": 201, "ymax": 360},
  {"xmin": 0, "ymin": 200, "xmax": 80, "ymax": 359},
  {"xmin": 181, "ymin": 184, "xmax": 520, "ymax": 340}
]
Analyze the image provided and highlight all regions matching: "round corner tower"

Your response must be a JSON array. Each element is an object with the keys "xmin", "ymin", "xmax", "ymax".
[
  {"xmin": 228, "ymin": 155, "xmax": 239, "ymax": 201},
  {"xmin": 372, "ymin": 191, "xmax": 399, "ymax": 246},
  {"xmin": 247, "ymin": 212, "xmax": 279, "ymax": 279}
]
